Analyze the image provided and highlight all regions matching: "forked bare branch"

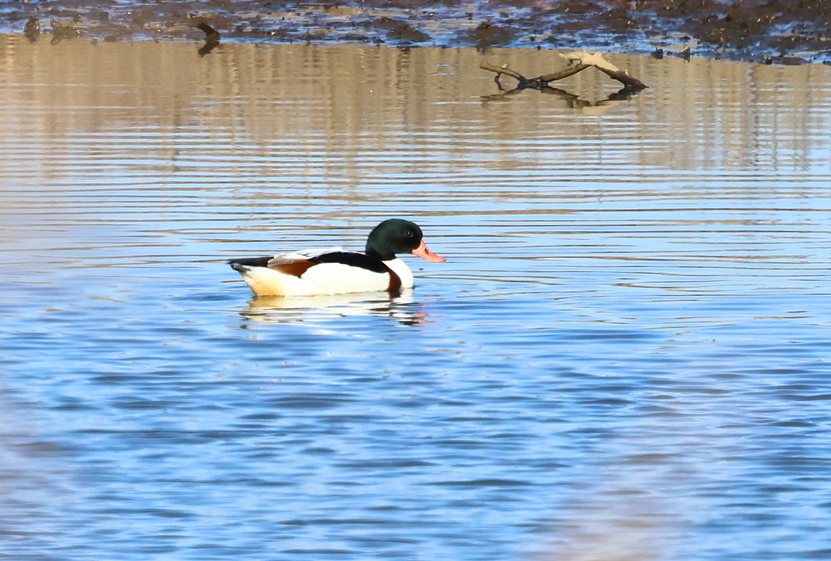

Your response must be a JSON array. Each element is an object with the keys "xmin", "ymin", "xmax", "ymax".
[{"xmin": 480, "ymin": 50, "xmax": 647, "ymax": 93}]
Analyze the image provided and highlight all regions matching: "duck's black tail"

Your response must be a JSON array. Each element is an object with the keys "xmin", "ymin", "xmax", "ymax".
[{"xmin": 228, "ymin": 256, "xmax": 272, "ymax": 272}]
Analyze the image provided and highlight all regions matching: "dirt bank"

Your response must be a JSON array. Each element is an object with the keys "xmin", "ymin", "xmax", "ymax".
[{"xmin": 2, "ymin": 0, "xmax": 830, "ymax": 64}]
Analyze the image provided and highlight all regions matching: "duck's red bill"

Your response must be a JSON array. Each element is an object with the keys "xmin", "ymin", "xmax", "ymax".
[{"xmin": 411, "ymin": 240, "xmax": 446, "ymax": 263}]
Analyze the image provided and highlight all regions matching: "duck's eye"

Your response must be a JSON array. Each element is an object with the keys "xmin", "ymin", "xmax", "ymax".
[{"xmin": 406, "ymin": 230, "xmax": 414, "ymax": 237}]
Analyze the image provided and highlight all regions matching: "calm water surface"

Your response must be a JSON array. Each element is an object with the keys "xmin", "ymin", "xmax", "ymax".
[{"xmin": 1, "ymin": 37, "xmax": 831, "ymax": 561}]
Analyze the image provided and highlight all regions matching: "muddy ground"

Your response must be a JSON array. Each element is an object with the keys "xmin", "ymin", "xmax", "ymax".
[{"xmin": 1, "ymin": 1, "xmax": 830, "ymax": 64}]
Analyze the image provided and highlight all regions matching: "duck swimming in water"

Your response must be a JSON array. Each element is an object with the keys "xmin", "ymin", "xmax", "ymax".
[{"xmin": 228, "ymin": 219, "xmax": 446, "ymax": 297}]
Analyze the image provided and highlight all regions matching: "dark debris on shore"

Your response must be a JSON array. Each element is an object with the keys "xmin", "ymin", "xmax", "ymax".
[{"xmin": 2, "ymin": 0, "xmax": 830, "ymax": 65}]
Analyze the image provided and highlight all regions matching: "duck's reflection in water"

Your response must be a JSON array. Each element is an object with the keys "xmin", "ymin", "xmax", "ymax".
[{"xmin": 237, "ymin": 289, "xmax": 428, "ymax": 327}]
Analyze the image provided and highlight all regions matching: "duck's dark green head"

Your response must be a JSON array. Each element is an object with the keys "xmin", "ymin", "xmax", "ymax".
[{"xmin": 365, "ymin": 219, "xmax": 446, "ymax": 263}]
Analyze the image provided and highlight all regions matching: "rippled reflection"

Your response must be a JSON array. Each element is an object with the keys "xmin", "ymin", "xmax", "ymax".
[
  {"xmin": 1, "ymin": 37, "xmax": 830, "ymax": 561},
  {"xmin": 238, "ymin": 290, "xmax": 428, "ymax": 327}
]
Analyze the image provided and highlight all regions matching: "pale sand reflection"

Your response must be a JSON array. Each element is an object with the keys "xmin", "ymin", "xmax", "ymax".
[
  {"xmin": 237, "ymin": 289, "xmax": 428, "ymax": 327},
  {"xmin": 0, "ymin": 36, "xmax": 828, "ymax": 185},
  {"xmin": 533, "ymin": 476, "xmax": 680, "ymax": 561}
]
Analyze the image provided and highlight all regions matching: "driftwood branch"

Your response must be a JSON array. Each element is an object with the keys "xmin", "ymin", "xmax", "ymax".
[
  {"xmin": 479, "ymin": 59, "xmax": 526, "ymax": 82},
  {"xmin": 480, "ymin": 50, "xmax": 647, "ymax": 93},
  {"xmin": 539, "ymin": 64, "xmax": 591, "ymax": 83},
  {"xmin": 561, "ymin": 50, "xmax": 647, "ymax": 90},
  {"xmin": 480, "ymin": 59, "xmax": 589, "ymax": 91}
]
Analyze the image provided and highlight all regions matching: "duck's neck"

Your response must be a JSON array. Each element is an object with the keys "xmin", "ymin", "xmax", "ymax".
[{"xmin": 366, "ymin": 247, "xmax": 393, "ymax": 261}]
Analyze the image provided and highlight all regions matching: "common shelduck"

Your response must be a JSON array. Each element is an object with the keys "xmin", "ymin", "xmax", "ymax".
[{"xmin": 228, "ymin": 219, "xmax": 446, "ymax": 297}]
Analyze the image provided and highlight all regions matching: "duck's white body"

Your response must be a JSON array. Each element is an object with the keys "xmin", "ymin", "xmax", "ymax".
[
  {"xmin": 234, "ymin": 254, "xmax": 414, "ymax": 297},
  {"xmin": 228, "ymin": 219, "xmax": 445, "ymax": 298}
]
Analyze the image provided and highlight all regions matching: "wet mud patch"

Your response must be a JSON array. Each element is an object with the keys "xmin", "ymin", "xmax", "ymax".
[{"xmin": 2, "ymin": 0, "xmax": 830, "ymax": 64}]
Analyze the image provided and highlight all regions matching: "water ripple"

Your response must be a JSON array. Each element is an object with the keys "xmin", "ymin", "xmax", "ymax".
[{"xmin": 1, "ymin": 39, "xmax": 831, "ymax": 561}]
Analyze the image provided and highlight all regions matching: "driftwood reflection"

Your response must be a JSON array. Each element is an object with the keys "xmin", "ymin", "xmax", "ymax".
[
  {"xmin": 24, "ymin": 17, "xmax": 40, "ymax": 42},
  {"xmin": 196, "ymin": 22, "xmax": 221, "ymax": 57},
  {"xmin": 482, "ymin": 83, "xmax": 641, "ymax": 111}
]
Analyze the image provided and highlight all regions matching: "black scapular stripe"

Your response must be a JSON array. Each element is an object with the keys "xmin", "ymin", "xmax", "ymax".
[{"xmin": 311, "ymin": 252, "xmax": 389, "ymax": 273}]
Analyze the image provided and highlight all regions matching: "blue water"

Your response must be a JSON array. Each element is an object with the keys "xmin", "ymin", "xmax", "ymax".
[{"xmin": 1, "ymin": 39, "xmax": 831, "ymax": 561}]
